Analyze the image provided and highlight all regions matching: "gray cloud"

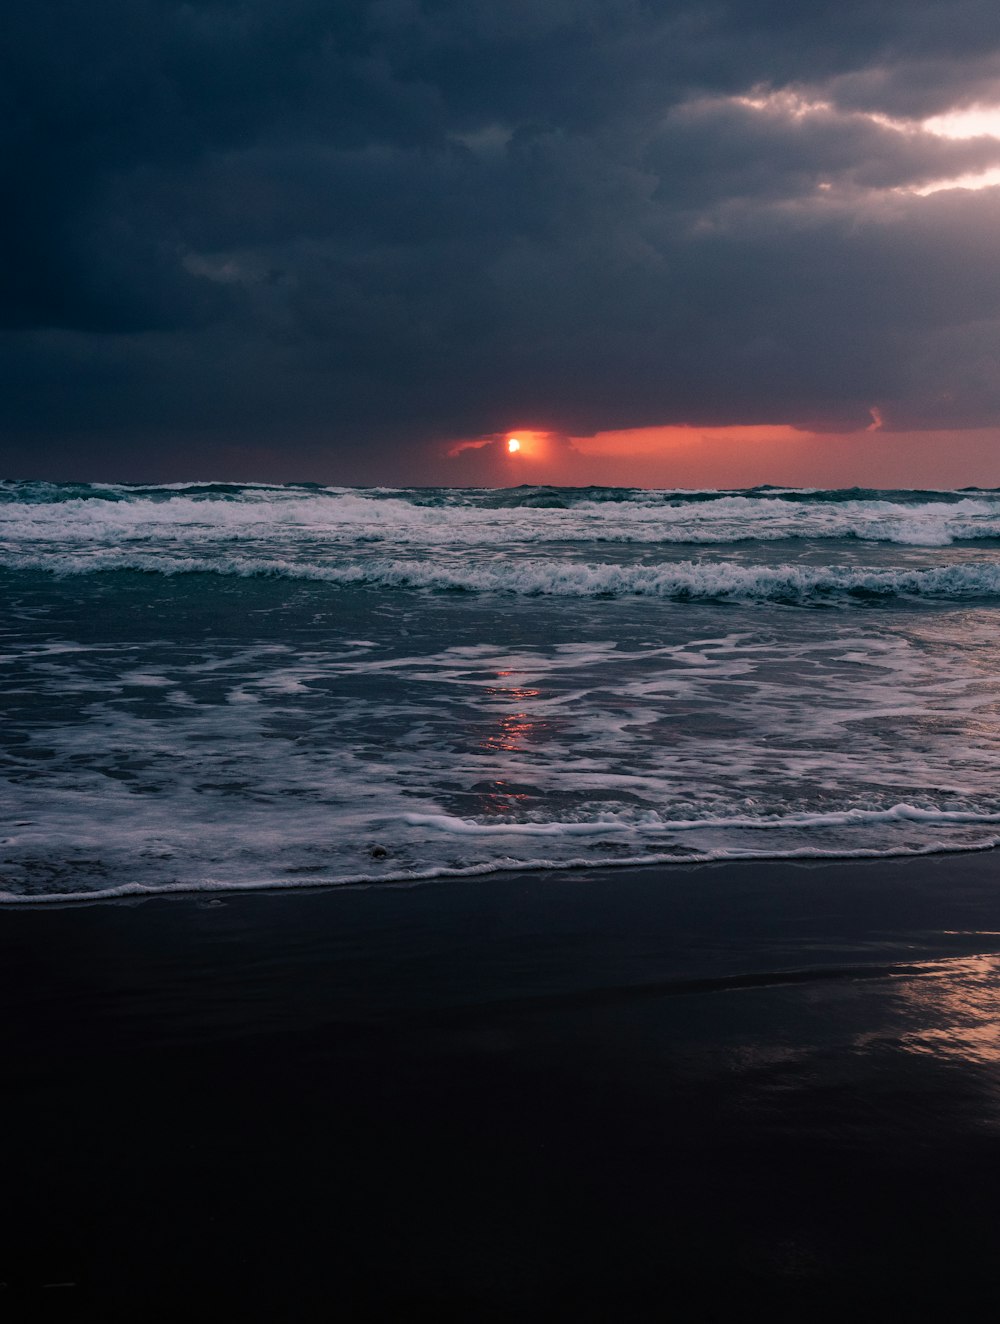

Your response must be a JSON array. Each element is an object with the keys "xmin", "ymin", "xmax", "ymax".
[{"xmin": 5, "ymin": 0, "xmax": 1000, "ymax": 477}]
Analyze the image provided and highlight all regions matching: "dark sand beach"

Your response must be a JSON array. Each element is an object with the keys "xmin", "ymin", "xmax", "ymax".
[{"xmin": 6, "ymin": 852, "xmax": 1000, "ymax": 1316}]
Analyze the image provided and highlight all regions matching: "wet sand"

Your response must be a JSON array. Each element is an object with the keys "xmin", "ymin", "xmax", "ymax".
[{"xmin": 5, "ymin": 851, "xmax": 1000, "ymax": 1315}]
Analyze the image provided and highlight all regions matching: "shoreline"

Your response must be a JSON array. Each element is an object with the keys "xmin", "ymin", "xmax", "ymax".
[
  {"xmin": 6, "ymin": 850, "xmax": 1000, "ymax": 1312},
  {"xmin": 4, "ymin": 832, "xmax": 1000, "ymax": 908}
]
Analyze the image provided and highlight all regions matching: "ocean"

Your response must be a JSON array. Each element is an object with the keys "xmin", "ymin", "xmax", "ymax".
[{"xmin": 5, "ymin": 478, "xmax": 1000, "ymax": 904}]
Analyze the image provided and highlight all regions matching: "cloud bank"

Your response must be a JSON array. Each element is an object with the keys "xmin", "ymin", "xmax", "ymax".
[{"xmin": 5, "ymin": 0, "xmax": 1000, "ymax": 480}]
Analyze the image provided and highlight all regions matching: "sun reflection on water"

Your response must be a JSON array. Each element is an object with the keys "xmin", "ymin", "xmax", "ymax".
[{"xmin": 479, "ymin": 670, "xmax": 544, "ymax": 753}]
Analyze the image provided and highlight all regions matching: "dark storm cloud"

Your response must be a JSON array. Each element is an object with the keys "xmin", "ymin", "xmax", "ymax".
[{"xmin": 5, "ymin": 0, "xmax": 1000, "ymax": 476}]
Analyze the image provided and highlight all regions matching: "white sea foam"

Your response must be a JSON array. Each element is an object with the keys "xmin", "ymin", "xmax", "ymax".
[
  {"xmin": 6, "ymin": 548, "xmax": 1000, "ymax": 602},
  {"xmin": 404, "ymin": 804, "xmax": 1000, "ymax": 835},
  {"xmin": 4, "ymin": 613, "xmax": 1000, "ymax": 902},
  {"xmin": 5, "ymin": 833, "xmax": 1000, "ymax": 906},
  {"xmin": 4, "ymin": 485, "xmax": 1000, "ymax": 548}
]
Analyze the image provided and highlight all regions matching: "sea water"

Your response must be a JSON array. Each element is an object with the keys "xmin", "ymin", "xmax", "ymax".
[{"xmin": 4, "ymin": 479, "xmax": 1000, "ymax": 902}]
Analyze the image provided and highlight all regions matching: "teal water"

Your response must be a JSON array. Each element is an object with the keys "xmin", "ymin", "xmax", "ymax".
[{"xmin": 5, "ymin": 480, "xmax": 1000, "ymax": 901}]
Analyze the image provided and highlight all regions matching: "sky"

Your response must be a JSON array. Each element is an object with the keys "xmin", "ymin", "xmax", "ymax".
[{"xmin": 6, "ymin": 0, "xmax": 1000, "ymax": 487}]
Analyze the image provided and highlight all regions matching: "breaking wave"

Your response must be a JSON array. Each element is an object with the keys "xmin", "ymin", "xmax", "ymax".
[
  {"xmin": 8, "ymin": 549, "xmax": 1000, "ymax": 603},
  {"xmin": 5, "ymin": 481, "xmax": 1000, "ymax": 547}
]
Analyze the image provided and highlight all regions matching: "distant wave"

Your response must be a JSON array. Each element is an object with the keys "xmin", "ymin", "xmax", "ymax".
[
  {"xmin": 4, "ymin": 484, "xmax": 1000, "ymax": 546},
  {"xmin": 8, "ymin": 549, "xmax": 1000, "ymax": 602},
  {"xmin": 5, "ymin": 480, "xmax": 997, "ymax": 505}
]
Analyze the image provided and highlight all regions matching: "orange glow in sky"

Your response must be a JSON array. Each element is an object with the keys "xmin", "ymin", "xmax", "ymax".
[
  {"xmin": 563, "ymin": 424, "xmax": 1000, "ymax": 488},
  {"xmin": 444, "ymin": 422, "xmax": 1000, "ymax": 488}
]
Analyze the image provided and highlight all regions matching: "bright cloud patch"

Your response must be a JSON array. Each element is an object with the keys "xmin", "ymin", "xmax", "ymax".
[
  {"xmin": 723, "ymin": 87, "xmax": 1000, "ymax": 195},
  {"xmin": 923, "ymin": 106, "xmax": 1000, "ymax": 140}
]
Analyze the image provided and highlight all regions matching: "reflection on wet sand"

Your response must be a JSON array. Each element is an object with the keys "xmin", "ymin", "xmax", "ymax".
[{"xmin": 892, "ymin": 947, "xmax": 1000, "ymax": 1068}]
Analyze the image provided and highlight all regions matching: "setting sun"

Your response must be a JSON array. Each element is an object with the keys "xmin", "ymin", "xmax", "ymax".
[{"xmin": 507, "ymin": 438, "xmax": 521, "ymax": 453}]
